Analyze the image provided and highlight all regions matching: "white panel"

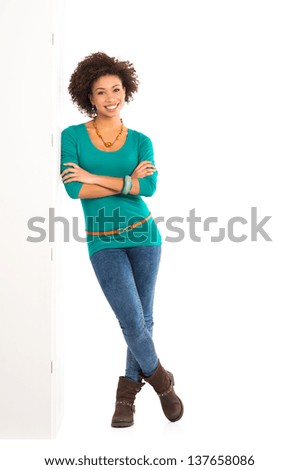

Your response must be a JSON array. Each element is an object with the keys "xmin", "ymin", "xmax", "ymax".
[{"xmin": 0, "ymin": 0, "xmax": 63, "ymax": 438}]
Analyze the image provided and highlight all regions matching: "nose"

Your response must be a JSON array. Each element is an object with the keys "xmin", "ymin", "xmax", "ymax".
[{"xmin": 105, "ymin": 91, "xmax": 115, "ymax": 102}]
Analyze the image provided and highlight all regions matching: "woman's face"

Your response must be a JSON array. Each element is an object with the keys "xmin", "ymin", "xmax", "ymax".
[{"xmin": 89, "ymin": 74, "xmax": 126, "ymax": 118}]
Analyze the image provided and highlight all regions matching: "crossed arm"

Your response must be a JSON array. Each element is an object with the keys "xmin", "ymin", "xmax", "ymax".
[{"xmin": 61, "ymin": 160, "xmax": 156, "ymax": 199}]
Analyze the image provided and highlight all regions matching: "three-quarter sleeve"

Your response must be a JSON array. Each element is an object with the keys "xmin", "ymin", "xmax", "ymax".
[
  {"xmin": 137, "ymin": 134, "xmax": 158, "ymax": 197},
  {"xmin": 60, "ymin": 126, "xmax": 83, "ymax": 199}
]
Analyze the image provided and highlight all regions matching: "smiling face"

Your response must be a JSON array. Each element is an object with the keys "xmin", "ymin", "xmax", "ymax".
[{"xmin": 89, "ymin": 74, "xmax": 126, "ymax": 118}]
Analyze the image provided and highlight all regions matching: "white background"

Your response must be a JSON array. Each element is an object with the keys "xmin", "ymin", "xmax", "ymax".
[{"xmin": 1, "ymin": 0, "xmax": 299, "ymax": 469}]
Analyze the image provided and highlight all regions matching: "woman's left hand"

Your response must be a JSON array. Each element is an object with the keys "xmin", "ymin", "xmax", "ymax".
[{"xmin": 61, "ymin": 162, "xmax": 96, "ymax": 184}]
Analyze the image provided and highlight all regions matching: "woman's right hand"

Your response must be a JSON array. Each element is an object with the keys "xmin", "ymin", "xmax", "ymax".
[{"xmin": 131, "ymin": 160, "xmax": 156, "ymax": 179}]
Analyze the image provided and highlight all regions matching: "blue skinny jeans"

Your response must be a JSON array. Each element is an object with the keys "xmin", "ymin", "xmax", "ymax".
[{"xmin": 90, "ymin": 245, "xmax": 162, "ymax": 382}]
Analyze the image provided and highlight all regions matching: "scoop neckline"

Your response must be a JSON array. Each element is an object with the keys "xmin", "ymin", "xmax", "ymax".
[{"xmin": 81, "ymin": 122, "xmax": 131, "ymax": 154}]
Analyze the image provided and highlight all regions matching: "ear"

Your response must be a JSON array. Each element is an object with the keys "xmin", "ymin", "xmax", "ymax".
[{"xmin": 88, "ymin": 93, "xmax": 94, "ymax": 106}]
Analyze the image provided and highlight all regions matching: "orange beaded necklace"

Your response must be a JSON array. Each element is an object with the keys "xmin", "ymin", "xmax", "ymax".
[{"xmin": 92, "ymin": 118, "xmax": 124, "ymax": 148}]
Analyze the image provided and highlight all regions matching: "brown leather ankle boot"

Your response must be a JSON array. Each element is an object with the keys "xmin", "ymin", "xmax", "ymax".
[
  {"xmin": 111, "ymin": 376, "xmax": 144, "ymax": 428},
  {"xmin": 142, "ymin": 360, "xmax": 184, "ymax": 422}
]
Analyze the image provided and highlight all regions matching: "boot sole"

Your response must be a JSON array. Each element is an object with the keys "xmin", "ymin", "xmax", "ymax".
[{"xmin": 111, "ymin": 421, "xmax": 134, "ymax": 428}]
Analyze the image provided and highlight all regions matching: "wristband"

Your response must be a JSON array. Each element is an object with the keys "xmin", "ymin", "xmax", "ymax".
[{"xmin": 121, "ymin": 175, "xmax": 132, "ymax": 195}]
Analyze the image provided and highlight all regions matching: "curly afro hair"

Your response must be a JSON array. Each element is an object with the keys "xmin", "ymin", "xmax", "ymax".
[{"xmin": 68, "ymin": 52, "xmax": 140, "ymax": 117}]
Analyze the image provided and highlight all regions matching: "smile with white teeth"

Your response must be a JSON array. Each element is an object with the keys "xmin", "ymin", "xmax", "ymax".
[{"xmin": 105, "ymin": 104, "xmax": 118, "ymax": 110}]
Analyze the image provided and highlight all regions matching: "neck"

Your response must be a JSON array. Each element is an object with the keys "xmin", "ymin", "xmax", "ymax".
[{"xmin": 94, "ymin": 114, "xmax": 122, "ymax": 129}]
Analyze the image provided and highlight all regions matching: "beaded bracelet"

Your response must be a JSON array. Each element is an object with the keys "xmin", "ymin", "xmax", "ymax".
[{"xmin": 121, "ymin": 175, "xmax": 132, "ymax": 195}]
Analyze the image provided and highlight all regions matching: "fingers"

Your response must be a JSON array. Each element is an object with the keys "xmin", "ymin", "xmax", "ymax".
[
  {"xmin": 133, "ymin": 161, "xmax": 157, "ymax": 179},
  {"xmin": 61, "ymin": 167, "xmax": 78, "ymax": 181},
  {"xmin": 61, "ymin": 163, "xmax": 78, "ymax": 174},
  {"xmin": 61, "ymin": 175, "xmax": 75, "ymax": 182},
  {"xmin": 61, "ymin": 165, "xmax": 79, "ymax": 182},
  {"xmin": 63, "ymin": 162, "xmax": 79, "ymax": 168},
  {"xmin": 61, "ymin": 163, "xmax": 80, "ymax": 177},
  {"xmin": 135, "ymin": 161, "xmax": 157, "ymax": 176},
  {"xmin": 137, "ymin": 160, "xmax": 156, "ymax": 170},
  {"xmin": 62, "ymin": 177, "xmax": 76, "ymax": 183},
  {"xmin": 61, "ymin": 168, "xmax": 75, "ymax": 178}
]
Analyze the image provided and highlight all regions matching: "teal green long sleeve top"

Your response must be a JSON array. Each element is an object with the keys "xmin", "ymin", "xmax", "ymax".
[{"xmin": 60, "ymin": 123, "xmax": 162, "ymax": 258}]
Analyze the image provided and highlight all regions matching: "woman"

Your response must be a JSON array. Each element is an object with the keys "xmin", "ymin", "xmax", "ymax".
[{"xmin": 60, "ymin": 52, "xmax": 183, "ymax": 428}]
